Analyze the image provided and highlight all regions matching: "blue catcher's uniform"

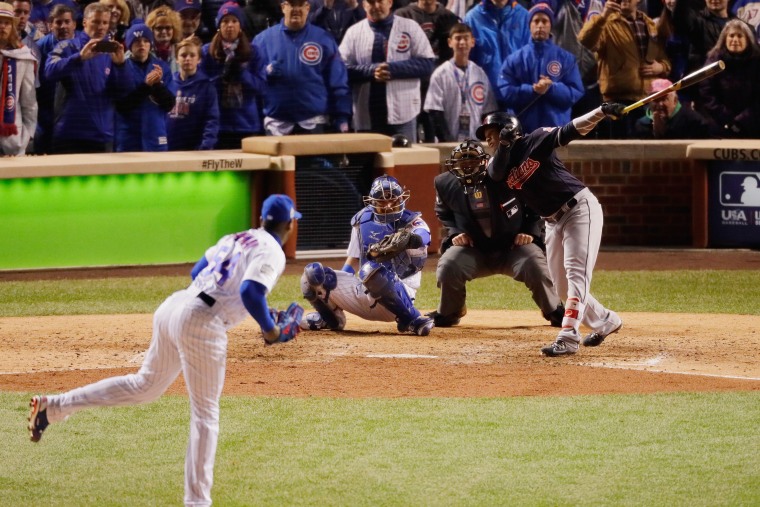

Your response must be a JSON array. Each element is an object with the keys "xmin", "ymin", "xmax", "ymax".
[
  {"xmin": 298, "ymin": 197, "xmax": 434, "ymax": 336},
  {"xmin": 353, "ymin": 207, "xmax": 427, "ymax": 282}
]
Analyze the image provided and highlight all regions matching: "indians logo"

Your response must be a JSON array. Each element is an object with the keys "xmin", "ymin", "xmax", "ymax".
[
  {"xmin": 395, "ymin": 32, "xmax": 412, "ymax": 53},
  {"xmin": 469, "ymin": 82, "xmax": 486, "ymax": 105},
  {"xmin": 299, "ymin": 43, "xmax": 322, "ymax": 65},
  {"xmin": 546, "ymin": 60, "xmax": 562, "ymax": 77},
  {"xmin": 507, "ymin": 158, "xmax": 540, "ymax": 189}
]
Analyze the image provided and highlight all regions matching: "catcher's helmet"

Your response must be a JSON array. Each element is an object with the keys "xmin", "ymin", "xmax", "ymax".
[
  {"xmin": 391, "ymin": 134, "xmax": 411, "ymax": 148},
  {"xmin": 444, "ymin": 140, "xmax": 490, "ymax": 188},
  {"xmin": 475, "ymin": 112, "xmax": 522, "ymax": 141},
  {"xmin": 364, "ymin": 175, "xmax": 410, "ymax": 224}
]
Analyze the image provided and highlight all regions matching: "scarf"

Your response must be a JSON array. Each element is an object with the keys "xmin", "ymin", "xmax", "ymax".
[
  {"xmin": 220, "ymin": 39, "xmax": 242, "ymax": 109},
  {"xmin": 1, "ymin": 56, "xmax": 17, "ymax": 137}
]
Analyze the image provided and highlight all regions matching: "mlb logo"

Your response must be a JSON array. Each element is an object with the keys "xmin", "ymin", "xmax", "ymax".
[{"xmin": 719, "ymin": 171, "xmax": 760, "ymax": 207}]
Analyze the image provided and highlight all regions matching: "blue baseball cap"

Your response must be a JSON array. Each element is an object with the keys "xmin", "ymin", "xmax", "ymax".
[
  {"xmin": 262, "ymin": 194, "xmax": 302, "ymax": 223},
  {"xmin": 175, "ymin": 0, "xmax": 201, "ymax": 12}
]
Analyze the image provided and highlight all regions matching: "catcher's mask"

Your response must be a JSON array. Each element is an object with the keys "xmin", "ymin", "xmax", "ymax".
[
  {"xmin": 364, "ymin": 175, "xmax": 410, "ymax": 224},
  {"xmin": 475, "ymin": 112, "xmax": 523, "ymax": 141},
  {"xmin": 444, "ymin": 140, "xmax": 490, "ymax": 188}
]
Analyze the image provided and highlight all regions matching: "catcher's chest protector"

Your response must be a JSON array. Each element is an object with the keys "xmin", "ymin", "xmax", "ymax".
[{"xmin": 358, "ymin": 210, "xmax": 421, "ymax": 279}]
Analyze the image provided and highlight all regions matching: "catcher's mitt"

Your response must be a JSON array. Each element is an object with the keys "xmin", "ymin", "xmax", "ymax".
[
  {"xmin": 265, "ymin": 302, "xmax": 304, "ymax": 345},
  {"xmin": 368, "ymin": 230, "xmax": 423, "ymax": 262}
]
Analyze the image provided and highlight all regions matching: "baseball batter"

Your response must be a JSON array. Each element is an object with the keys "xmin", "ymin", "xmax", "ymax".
[
  {"xmin": 28, "ymin": 194, "xmax": 304, "ymax": 507},
  {"xmin": 300, "ymin": 175, "xmax": 435, "ymax": 336},
  {"xmin": 482, "ymin": 106, "xmax": 625, "ymax": 356}
]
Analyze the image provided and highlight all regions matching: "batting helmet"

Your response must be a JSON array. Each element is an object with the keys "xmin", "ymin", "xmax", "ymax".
[
  {"xmin": 475, "ymin": 112, "xmax": 522, "ymax": 141},
  {"xmin": 444, "ymin": 140, "xmax": 490, "ymax": 188},
  {"xmin": 391, "ymin": 134, "xmax": 411, "ymax": 148},
  {"xmin": 363, "ymin": 175, "xmax": 410, "ymax": 224}
]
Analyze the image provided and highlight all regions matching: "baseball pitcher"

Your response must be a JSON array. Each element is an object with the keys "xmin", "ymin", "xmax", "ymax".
[{"xmin": 28, "ymin": 194, "xmax": 304, "ymax": 507}]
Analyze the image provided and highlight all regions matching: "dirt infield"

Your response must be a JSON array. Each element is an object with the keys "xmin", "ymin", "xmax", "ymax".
[{"xmin": 2, "ymin": 249, "xmax": 759, "ymax": 397}]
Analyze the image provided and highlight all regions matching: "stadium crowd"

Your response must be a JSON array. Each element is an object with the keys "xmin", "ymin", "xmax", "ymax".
[{"xmin": 1, "ymin": 0, "xmax": 759, "ymax": 156}]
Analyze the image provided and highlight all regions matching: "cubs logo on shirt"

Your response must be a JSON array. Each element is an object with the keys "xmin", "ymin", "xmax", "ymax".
[
  {"xmin": 546, "ymin": 61, "xmax": 562, "ymax": 77},
  {"xmin": 300, "ymin": 43, "xmax": 322, "ymax": 65},
  {"xmin": 470, "ymin": 82, "xmax": 486, "ymax": 105},
  {"xmin": 395, "ymin": 32, "xmax": 412, "ymax": 53}
]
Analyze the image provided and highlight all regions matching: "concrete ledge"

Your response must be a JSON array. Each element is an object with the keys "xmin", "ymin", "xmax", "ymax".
[
  {"xmin": 686, "ymin": 140, "xmax": 760, "ymax": 160},
  {"xmin": 0, "ymin": 150, "xmax": 271, "ymax": 179},
  {"xmin": 242, "ymin": 133, "xmax": 392, "ymax": 156}
]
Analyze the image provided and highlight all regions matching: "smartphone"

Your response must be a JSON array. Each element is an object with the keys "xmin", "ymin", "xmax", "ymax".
[{"xmin": 93, "ymin": 40, "xmax": 120, "ymax": 53}]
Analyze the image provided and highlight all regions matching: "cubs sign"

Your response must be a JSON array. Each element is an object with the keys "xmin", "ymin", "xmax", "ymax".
[
  {"xmin": 469, "ymin": 82, "xmax": 486, "ymax": 105},
  {"xmin": 300, "ymin": 43, "xmax": 322, "ymax": 65}
]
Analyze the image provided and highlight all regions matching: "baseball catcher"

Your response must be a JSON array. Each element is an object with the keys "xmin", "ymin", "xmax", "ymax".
[{"xmin": 299, "ymin": 175, "xmax": 434, "ymax": 336}]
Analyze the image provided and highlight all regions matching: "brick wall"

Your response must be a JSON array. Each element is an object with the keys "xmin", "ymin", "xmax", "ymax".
[{"xmin": 565, "ymin": 159, "xmax": 695, "ymax": 246}]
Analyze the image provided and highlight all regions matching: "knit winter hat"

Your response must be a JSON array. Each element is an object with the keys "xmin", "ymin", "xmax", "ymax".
[
  {"xmin": 528, "ymin": 1, "xmax": 555, "ymax": 26},
  {"xmin": 215, "ymin": 2, "xmax": 245, "ymax": 28},
  {"xmin": 125, "ymin": 23, "xmax": 155, "ymax": 50}
]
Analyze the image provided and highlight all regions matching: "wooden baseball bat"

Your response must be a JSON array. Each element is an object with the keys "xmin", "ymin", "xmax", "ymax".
[{"xmin": 622, "ymin": 60, "xmax": 726, "ymax": 114}]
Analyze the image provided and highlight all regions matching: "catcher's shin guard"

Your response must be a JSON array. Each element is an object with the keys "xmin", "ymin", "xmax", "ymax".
[
  {"xmin": 359, "ymin": 261, "xmax": 429, "ymax": 334},
  {"xmin": 300, "ymin": 263, "xmax": 344, "ymax": 330}
]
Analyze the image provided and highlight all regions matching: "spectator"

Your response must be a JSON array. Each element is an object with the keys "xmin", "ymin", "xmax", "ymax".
[
  {"xmin": 14, "ymin": 0, "xmax": 42, "ymax": 67},
  {"xmin": 430, "ymin": 138, "xmax": 564, "ymax": 328},
  {"xmin": 655, "ymin": 0, "xmax": 690, "ymax": 88},
  {"xmin": 30, "ymin": 0, "xmax": 78, "ymax": 37},
  {"xmin": 498, "ymin": 1, "xmax": 584, "ymax": 133},
  {"xmin": 45, "ymin": 2, "xmax": 128, "ymax": 153},
  {"xmin": 125, "ymin": 0, "xmax": 171, "ymax": 23},
  {"xmin": 202, "ymin": 0, "xmax": 241, "ymax": 39},
  {"xmin": 145, "ymin": 5, "xmax": 180, "ymax": 73},
  {"xmin": 253, "ymin": 0, "xmax": 352, "ymax": 135},
  {"xmin": 100, "ymin": 0, "xmax": 129, "ymax": 44},
  {"xmin": 242, "ymin": 0, "xmax": 281, "ymax": 40},
  {"xmin": 395, "ymin": 0, "xmax": 459, "ymax": 141},
  {"xmin": 395, "ymin": 0, "xmax": 459, "ymax": 65},
  {"xmin": 175, "ymin": 0, "xmax": 209, "ymax": 42},
  {"xmin": 698, "ymin": 19, "xmax": 760, "ymax": 138},
  {"xmin": 424, "ymin": 22, "xmax": 497, "ymax": 141},
  {"xmin": 0, "ymin": 1, "xmax": 38, "ymax": 156},
  {"xmin": 633, "ymin": 78, "xmax": 711, "ymax": 138},
  {"xmin": 115, "ymin": 23, "xmax": 174, "ymax": 151},
  {"xmin": 732, "ymin": 0, "xmax": 760, "ymax": 40},
  {"xmin": 201, "ymin": 1, "xmax": 264, "ymax": 148},
  {"xmin": 339, "ymin": 0, "xmax": 435, "ymax": 140},
  {"xmin": 673, "ymin": 0, "xmax": 733, "ymax": 80},
  {"xmin": 34, "ymin": 3, "xmax": 76, "ymax": 154},
  {"xmin": 578, "ymin": 0, "xmax": 670, "ymax": 138},
  {"xmin": 167, "ymin": 36, "xmax": 219, "ymax": 150},
  {"xmin": 313, "ymin": 0, "xmax": 363, "ymax": 44},
  {"xmin": 464, "ymin": 0, "xmax": 530, "ymax": 100}
]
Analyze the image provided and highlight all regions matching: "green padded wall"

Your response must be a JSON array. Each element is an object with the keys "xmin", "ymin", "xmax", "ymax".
[{"xmin": 0, "ymin": 171, "xmax": 251, "ymax": 270}]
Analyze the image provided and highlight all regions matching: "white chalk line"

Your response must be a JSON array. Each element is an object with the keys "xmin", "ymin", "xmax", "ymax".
[{"xmin": 366, "ymin": 353, "xmax": 439, "ymax": 359}]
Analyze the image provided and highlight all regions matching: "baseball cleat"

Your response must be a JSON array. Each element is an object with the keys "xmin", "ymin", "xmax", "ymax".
[
  {"xmin": 425, "ymin": 311, "xmax": 460, "ymax": 327},
  {"xmin": 541, "ymin": 340, "xmax": 578, "ymax": 357},
  {"xmin": 583, "ymin": 319, "xmax": 623, "ymax": 347},
  {"xmin": 28, "ymin": 395, "xmax": 49, "ymax": 443},
  {"xmin": 411, "ymin": 316, "xmax": 435, "ymax": 336}
]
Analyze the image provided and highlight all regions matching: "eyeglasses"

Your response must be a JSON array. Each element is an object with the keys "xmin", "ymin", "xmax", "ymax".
[{"xmin": 154, "ymin": 25, "xmax": 173, "ymax": 31}]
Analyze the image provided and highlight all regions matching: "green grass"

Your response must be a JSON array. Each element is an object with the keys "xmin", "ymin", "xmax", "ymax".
[
  {"xmin": 4, "ymin": 393, "xmax": 759, "ymax": 506},
  {"xmin": 2, "ymin": 270, "xmax": 759, "ymax": 505},
  {"xmin": 1, "ymin": 270, "xmax": 759, "ymax": 317}
]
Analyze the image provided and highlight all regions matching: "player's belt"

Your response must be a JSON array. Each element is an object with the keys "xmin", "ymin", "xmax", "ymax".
[
  {"xmin": 544, "ymin": 197, "xmax": 578, "ymax": 224},
  {"xmin": 197, "ymin": 291, "xmax": 216, "ymax": 307}
]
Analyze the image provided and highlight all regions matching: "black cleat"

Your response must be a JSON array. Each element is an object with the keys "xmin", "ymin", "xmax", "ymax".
[{"xmin": 28, "ymin": 395, "xmax": 49, "ymax": 443}]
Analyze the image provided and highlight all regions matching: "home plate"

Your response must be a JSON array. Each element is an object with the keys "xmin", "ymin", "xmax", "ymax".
[{"xmin": 366, "ymin": 353, "xmax": 439, "ymax": 359}]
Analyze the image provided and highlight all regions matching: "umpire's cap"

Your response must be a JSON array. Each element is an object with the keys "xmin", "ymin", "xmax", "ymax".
[
  {"xmin": 262, "ymin": 194, "xmax": 302, "ymax": 223},
  {"xmin": 475, "ymin": 112, "xmax": 522, "ymax": 141}
]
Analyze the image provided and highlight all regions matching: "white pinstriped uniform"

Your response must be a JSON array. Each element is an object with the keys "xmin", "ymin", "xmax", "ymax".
[
  {"xmin": 424, "ymin": 60, "xmax": 498, "ymax": 141},
  {"xmin": 43, "ymin": 228, "xmax": 286, "ymax": 507},
  {"xmin": 339, "ymin": 16, "xmax": 435, "ymax": 129},
  {"xmin": 320, "ymin": 222, "xmax": 426, "ymax": 322}
]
